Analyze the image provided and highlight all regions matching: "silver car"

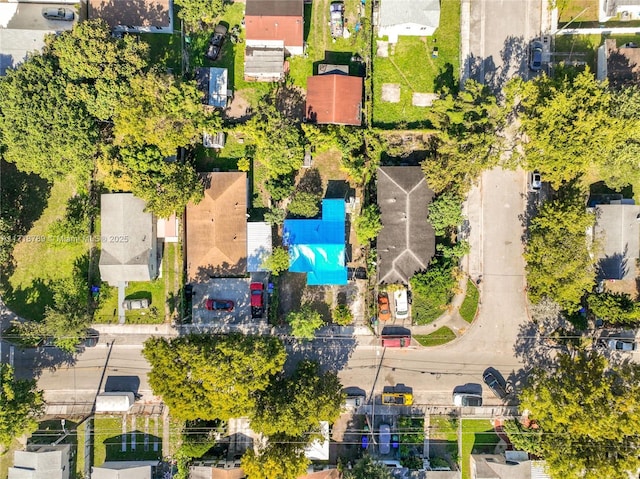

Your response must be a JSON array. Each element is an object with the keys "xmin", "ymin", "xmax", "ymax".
[
  {"xmin": 379, "ymin": 424, "xmax": 391, "ymax": 454},
  {"xmin": 122, "ymin": 298, "xmax": 150, "ymax": 310},
  {"xmin": 42, "ymin": 7, "xmax": 75, "ymax": 21}
]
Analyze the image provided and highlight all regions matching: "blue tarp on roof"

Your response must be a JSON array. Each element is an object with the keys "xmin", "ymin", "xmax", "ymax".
[{"xmin": 283, "ymin": 199, "xmax": 347, "ymax": 285}]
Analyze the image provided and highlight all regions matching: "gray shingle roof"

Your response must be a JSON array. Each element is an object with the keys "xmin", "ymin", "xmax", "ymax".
[
  {"xmin": 378, "ymin": 0, "xmax": 440, "ymax": 28},
  {"xmin": 377, "ymin": 166, "xmax": 435, "ymax": 284}
]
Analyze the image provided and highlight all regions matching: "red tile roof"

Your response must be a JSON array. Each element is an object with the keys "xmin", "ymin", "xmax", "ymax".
[{"xmin": 305, "ymin": 74, "xmax": 363, "ymax": 126}]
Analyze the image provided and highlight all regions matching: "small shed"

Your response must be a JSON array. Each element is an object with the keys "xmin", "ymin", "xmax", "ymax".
[
  {"xmin": 95, "ymin": 392, "xmax": 135, "ymax": 413},
  {"xmin": 244, "ymin": 44, "xmax": 285, "ymax": 81}
]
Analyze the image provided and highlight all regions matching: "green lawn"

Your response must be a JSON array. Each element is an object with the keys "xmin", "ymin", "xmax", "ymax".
[
  {"xmin": 429, "ymin": 415, "xmax": 459, "ymax": 468},
  {"xmin": 414, "ymin": 326, "xmax": 456, "ymax": 346},
  {"xmin": 459, "ymin": 280, "xmax": 479, "ymax": 323},
  {"xmin": 93, "ymin": 416, "xmax": 162, "ymax": 466},
  {"xmin": 372, "ymin": 0, "xmax": 460, "ymax": 127},
  {"xmin": 3, "ymin": 179, "xmax": 89, "ymax": 320},
  {"xmin": 557, "ymin": 0, "xmax": 599, "ymax": 24},
  {"xmin": 94, "ymin": 245, "xmax": 169, "ymax": 324},
  {"xmin": 194, "ymin": 132, "xmax": 247, "ymax": 172},
  {"xmin": 461, "ymin": 420, "xmax": 500, "ymax": 479},
  {"xmin": 554, "ymin": 33, "xmax": 640, "ymax": 72},
  {"xmin": 139, "ymin": 32, "xmax": 183, "ymax": 72}
]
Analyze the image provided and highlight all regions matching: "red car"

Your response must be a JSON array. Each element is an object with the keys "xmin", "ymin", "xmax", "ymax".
[
  {"xmin": 250, "ymin": 282, "xmax": 264, "ymax": 318},
  {"xmin": 205, "ymin": 299, "xmax": 234, "ymax": 311}
]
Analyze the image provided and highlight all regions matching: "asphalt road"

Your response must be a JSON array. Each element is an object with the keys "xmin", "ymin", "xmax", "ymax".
[{"xmin": 467, "ymin": 0, "xmax": 543, "ymax": 90}]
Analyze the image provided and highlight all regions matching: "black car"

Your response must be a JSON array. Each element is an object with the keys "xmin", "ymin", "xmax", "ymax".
[
  {"xmin": 483, "ymin": 370, "xmax": 509, "ymax": 399},
  {"xmin": 206, "ymin": 24, "xmax": 228, "ymax": 61}
]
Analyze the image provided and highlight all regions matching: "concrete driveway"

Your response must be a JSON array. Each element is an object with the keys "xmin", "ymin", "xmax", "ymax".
[{"xmin": 192, "ymin": 278, "xmax": 252, "ymax": 324}]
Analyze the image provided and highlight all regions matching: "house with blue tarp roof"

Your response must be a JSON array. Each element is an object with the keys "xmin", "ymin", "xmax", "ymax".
[{"xmin": 282, "ymin": 199, "xmax": 347, "ymax": 285}]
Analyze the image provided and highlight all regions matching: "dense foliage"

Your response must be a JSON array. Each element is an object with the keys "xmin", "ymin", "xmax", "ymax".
[
  {"xmin": 428, "ymin": 192, "xmax": 464, "ymax": 236},
  {"xmin": 287, "ymin": 306, "xmax": 325, "ymax": 340},
  {"xmin": 508, "ymin": 67, "xmax": 640, "ymax": 190},
  {"xmin": 355, "ymin": 204, "xmax": 383, "ymax": 244},
  {"xmin": 519, "ymin": 351, "xmax": 640, "ymax": 479},
  {"xmin": 241, "ymin": 443, "xmax": 309, "ymax": 479},
  {"xmin": 343, "ymin": 455, "xmax": 392, "ymax": 479},
  {"xmin": 143, "ymin": 334, "xmax": 286, "ymax": 421},
  {"xmin": 261, "ymin": 247, "xmax": 290, "ymax": 276},
  {"xmin": 587, "ymin": 292, "xmax": 640, "ymax": 326},
  {"xmin": 174, "ymin": 0, "xmax": 225, "ymax": 29},
  {"xmin": 524, "ymin": 186, "xmax": 595, "ymax": 311},
  {"xmin": 422, "ymin": 80, "xmax": 504, "ymax": 194},
  {"xmin": 0, "ymin": 364, "xmax": 43, "ymax": 447},
  {"xmin": 409, "ymin": 259, "xmax": 457, "ymax": 324}
]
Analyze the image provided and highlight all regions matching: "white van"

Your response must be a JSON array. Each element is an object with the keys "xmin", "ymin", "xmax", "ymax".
[
  {"xmin": 344, "ymin": 395, "xmax": 365, "ymax": 410},
  {"xmin": 394, "ymin": 289, "xmax": 409, "ymax": 319}
]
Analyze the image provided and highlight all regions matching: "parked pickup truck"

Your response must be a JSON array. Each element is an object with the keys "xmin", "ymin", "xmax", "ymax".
[{"xmin": 381, "ymin": 392, "xmax": 413, "ymax": 406}]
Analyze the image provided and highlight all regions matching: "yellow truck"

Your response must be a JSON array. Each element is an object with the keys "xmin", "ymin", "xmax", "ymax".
[{"xmin": 381, "ymin": 392, "xmax": 413, "ymax": 406}]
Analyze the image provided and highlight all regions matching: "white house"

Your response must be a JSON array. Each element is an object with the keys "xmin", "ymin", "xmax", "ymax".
[{"xmin": 378, "ymin": 0, "xmax": 440, "ymax": 43}]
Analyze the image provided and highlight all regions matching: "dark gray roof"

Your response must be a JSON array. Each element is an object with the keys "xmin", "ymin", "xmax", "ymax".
[
  {"xmin": 376, "ymin": 166, "xmax": 435, "ymax": 284},
  {"xmin": 245, "ymin": 0, "xmax": 302, "ymax": 17},
  {"xmin": 594, "ymin": 203, "xmax": 640, "ymax": 280},
  {"xmin": 244, "ymin": 45, "xmax": 284, "ymax": 77}
]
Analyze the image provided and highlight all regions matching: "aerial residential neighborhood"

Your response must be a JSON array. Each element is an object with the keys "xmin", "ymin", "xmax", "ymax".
[{"xmin": 2, "ymin": 0, "xmax": 640, "ymax": 478}]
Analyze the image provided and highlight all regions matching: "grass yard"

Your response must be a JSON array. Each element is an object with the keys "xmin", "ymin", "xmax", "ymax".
[
  {"xmin": 461, "ymin": 420, "xmax": 500, "ymax": 479},
  {"xmin": 554, "ymin": 33, "xmax": 640, "ymax": 72},
  {"xmin": 459, "ymin": 280, "xmax": 479, "ymax": 323},
  {"xmin": 3, "ymin": 179, "xmax": 89, "ymax": 321},
  {"xmin": 139, "ymin": 32, "xmax": 183, "ymax": 72},
  {"xmin": 557, "ymin": 0, "xmax": 599, "ymax": 24},
  {"xmin": 93, "ymin": 416, "xmax": 162, "ymax": 466},
  {"xmin": 414, "ymin": 326, "xmax": 456, "ymax": 346},
  {"xmin": 94, "ymin": 245, "xmax": 170, "ymax": 324},
  {"xmin": 372, "ymin": 0, "xmax": 460, "ymax": 128},
  {"xmin": 194, "ymin": 132, "xmax": 247, "ymax": 172},
  {"xmin": 429, "ymin": 415, "xmax": 459, "ymax": 468}
]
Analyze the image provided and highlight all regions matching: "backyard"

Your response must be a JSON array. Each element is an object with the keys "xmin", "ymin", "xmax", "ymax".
[
  {"xmin": 554, "ymin": 33, "xmax": 640, "ymax": 73},
  {"xmin": 428, "ymin": 415, "xmax": 459, "ymax": 471},
  {"xmin": 372, "ymin": 0, "xmax": 461, "ymax": 127},
  {"xmin": 93, "ymin": 416, "xmax": 163, "ymax": 466}
]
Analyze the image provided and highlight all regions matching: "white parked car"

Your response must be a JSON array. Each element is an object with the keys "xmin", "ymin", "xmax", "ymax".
[
  {"xmin": 607, "ymin": 339, "xmax": 637, "ymax": 351},
  {"xmin": 393, "ymin": 289, "xmax": 409, "ymax": 319}
]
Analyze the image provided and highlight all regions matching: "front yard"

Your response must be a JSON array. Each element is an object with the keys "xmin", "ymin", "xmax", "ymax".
[
  {"xmin": 372, "ymin": 0, "xmax": 460, "ymax": 127},
  {"xmin": 461, "ymin": 419, "xmax": 500, "ymax": 479},
  {"xmin": 93, "ymin": 416, "xmax": 163, "ymax": 466}
]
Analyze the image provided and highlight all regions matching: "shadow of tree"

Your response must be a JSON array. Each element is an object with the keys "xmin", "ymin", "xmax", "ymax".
[{"xmin": 297, "ymin": 168, "xmax": 323, "ymax": 196}]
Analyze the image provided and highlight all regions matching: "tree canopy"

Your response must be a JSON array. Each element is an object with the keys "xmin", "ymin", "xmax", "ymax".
[
  {"xmin": 143, "ymin": 334, "xmax": 286, "ymax": 421},
  {"xmin": 508, "ymin": 67, "xmax": 640, "ymax": 190},
  {"xmin": 0, "ymin": 364, "xmax": 43, "ymax": 447},
  {"xmin": 343, "ymin": 455, "xmax": 393, "ymax": 479},
  {"xmin": 174, "ymin": 0, "xmax": 225, "ymax": 29},
  {"xmin": 519, "ymin": 350, "xmax": 640, "ymax": 479},
  {"xmin": 261, "ymin": 246, "xmax": 290, "ymax": 276},
  {"xmin": 287, "ymin": 306, "xmax": 324, "ymax": 340},
  {"xmin": 422, "ymin": 80, "xmax": 504, "ymax": 194},
  {"xmin": 524, "ymin": 186, "xmax": 595, "ymax": 311},
  {"xmin": 428, "ymin": 192, "xmax": 464, "ymax": 236},
  {"xmin": 355, "ymin": 204, "xmax": 383, "ymax": 244},
  {"xmin": 250, "ymin": 361, "xmax": 344, "ymax": 439},
  {"xmin": 241, "ymin": 442, "xmax": 309, "ymax": 479},
  {"xmin": 586, "ymin": 292, "xmax": 640, "ymax": 326}
]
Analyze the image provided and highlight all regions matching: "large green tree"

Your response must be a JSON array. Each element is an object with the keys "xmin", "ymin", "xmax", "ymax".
[
  {"xmin": 251, "ymin": 361, "xmax": 344, "ymax": 439},
  {"xmin": 508, "ymin": 67, "xmax": 640, "ymax": 190},
  {"xmin": 142, "ymin": 334, "xmax": 286, "ymax": 421},
  {"xmin": 355, "ymin": 204, "xmax": 383, "ymax": 244},
  {"xmin": 343, "ymin": 455, "xmax": 392, "ymax": 479},
  {"xmin": 113, "ymin": 72, "xmax": 216, "ymax": 156},
  {"xmin": 240, "ymin": 442, "xmax": 309, "ymax": 479},
  {"xmin": 586, "ymin": 292, "xmax": 640, "ymax": 326},
  {"xmin": 0, "ymin": 364, "xmax": 43, "ymax": 447},
  {"xmin": 427, "ymin": 192, "xmax": 464, "ymax": 236},
  {"xmin": 244, "ymin": 100, "xmax": 304, "ymax": 179},
  {"xmin": 422, "ymin": 80, "xmax": 504, "ymax": 194},
  {"xmin": 48, "ymin": 19, "xmax": 149, "ymax": 121},
  {"xmin": 519, "ymin": 351, "xmax": 640, "ymax": 479},
  {"xmin": 174, "ymin": 0, "xmax": 224, "ymax": 29},
  {"xmin": 0, "ymin": 53, "xmax": 98, "ymax": 181},
  {"xmin": 524, "ymin": 186, "xmax": 595, "ymax": 311}
]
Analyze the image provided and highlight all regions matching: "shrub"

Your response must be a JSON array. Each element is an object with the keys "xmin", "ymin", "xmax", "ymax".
[{"xmin": 332, "ymin": 304, "xmax": 353, "ymax": 326}]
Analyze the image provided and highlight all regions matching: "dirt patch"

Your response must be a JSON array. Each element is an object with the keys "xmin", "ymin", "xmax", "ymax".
[
  {"xmin": 223, "ymin": 89, "xmax": 252, "ymax": 121},
  {"xmin": 276, "ymin": 84, "xmax": 306, "ymax": 121}
]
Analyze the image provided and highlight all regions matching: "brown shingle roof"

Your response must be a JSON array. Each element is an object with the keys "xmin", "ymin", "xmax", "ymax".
[
  {"xmin": 186, "ymin": 172, "xmax": 247, "ymax": 281},
  {"xmin": 305, "ymin": 74, "xmax": 363, "ymax": 126},
  {"xmin": 89, "ymin": 0, "xmax": 171, "ymax": 28}
]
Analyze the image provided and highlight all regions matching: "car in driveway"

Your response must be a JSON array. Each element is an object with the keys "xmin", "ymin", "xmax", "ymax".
[
  {"xmin": 529, "ymin": 40, "xmax": 543, "ymax": 71},
  {"xmin": 378, "ymin": 292, "xmax": 391, "ymax": 321},
  {"xmin": 394, "ymin": 289, "xmax": 409, "ymax": 319},
  {"xmin": 122, "ymin": 298, "xmax": 150, "ymax": 310},
  {"xmin": 453, "ymin": 393, "xmax": 483, "ymax": 407},
  {"xmin": 42, "ymin": 7, "xmax": 74, "ymax": 21},
  {"xmin": 378, "ymin": 424, "xmax": 391, "ymax": 454},
  {"xmin": 205, "ymin": 24, "xmax": 228, "ymax": 61},
  {"xmin": 330, "ymin": 1, "xmax": 345, "ymax": 38},
  {"xmin": 607, "ymin": 339, "xmax": 637, "ymax": 351},
  {"xmin": 250, "ymin": 282, "xmax": 264, "ymax": 318},
  {"xmin": 205, "ymin": 299, "xmax": 234, "ymax": 311},
  {"xmin": 483, "ymin": 370, "xmax": 509, "ymax": 400}
]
